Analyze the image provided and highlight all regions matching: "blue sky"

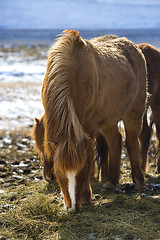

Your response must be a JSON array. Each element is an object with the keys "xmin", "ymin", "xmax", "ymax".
[{"xmin": 0, "ymin": 0, "xmax": 160, "ymax": 29}]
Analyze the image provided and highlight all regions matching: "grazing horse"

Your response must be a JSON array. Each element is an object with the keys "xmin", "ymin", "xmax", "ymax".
[
  {"xmin": 32, "ymin": 115, "xmax": 54, "ymax": 181},
  {"xmin": 41, "ymin": 30, "xmax": 147, "ymax": 211},
  {"xmin": 138, "ymin": 43, "xmax": 160, "ymax": 173}
]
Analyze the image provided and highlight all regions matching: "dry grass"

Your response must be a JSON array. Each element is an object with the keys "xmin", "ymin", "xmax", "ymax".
[
  {"xmin": 0, "ymin": 182, "xmax": 60, "ymax": 240},
  {"xmin": 0, "ymin": 124, "xmax": 160, "ymax": 240},
  {"xmin": 0, "ymin": 129, "xmax": 160, "ymax": 239},
  {"xmin": 0, "ymin": 176, "xmax": 160, "ymax": 240}
]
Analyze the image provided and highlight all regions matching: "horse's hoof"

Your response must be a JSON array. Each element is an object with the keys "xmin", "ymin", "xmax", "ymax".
[
  {"xmin": 82, "ymin": 194, "xmax": 91, "ymax": 205},
  {"xmin": 45, "ymin": 177, "xmax": 52, "ymax": 182},
  {"xmin": 102, "ymin": 181, "xmax": 115, "ymax": 189},
  {"xmin": 134, "ymin": 179, "xmax": 145, "ymax": 190},
  {"xmin": 102, "ymin": 181, "xmax": 115, "ymax": 192},
  {"xmin": 156, "ymin": 166, "xmax": 160, "ymax": 173},
  {"xmin": 82, "ymin": 201, "xmax": 91, "ymax": 207},
  {"xmin": 45, "ymin": 174, "xmax": 55, "ymax": 183},
  {"xmin": 51, "ymin": 173, "xmax": 55, "ymax": 181},
  {"xmin": 45, "ymin": 177, "xmax": 51, "ymax": 182}
]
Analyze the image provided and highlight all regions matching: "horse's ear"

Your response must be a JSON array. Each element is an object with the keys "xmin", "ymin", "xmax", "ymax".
[{"xmin": 35, "ymin": 118, "xmax": 40, "ymax": 124}]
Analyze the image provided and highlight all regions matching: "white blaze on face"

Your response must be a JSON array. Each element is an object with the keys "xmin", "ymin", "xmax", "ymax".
[{"xmin": 67, "ymin": 171, "xmax": 76, "ymax": 210}]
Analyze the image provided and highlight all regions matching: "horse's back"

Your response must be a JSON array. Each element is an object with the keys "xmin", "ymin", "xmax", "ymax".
[
  {"xmin": 93, "ymin": 37, "xmax": 147, "ymax": 127},
  {"xmin": 92, "ymin": 36, "xmax": 146, "ymax": 85},
  {"xmin": 138, "ymin": 43, "xmax": 160, "ymax": 96}
]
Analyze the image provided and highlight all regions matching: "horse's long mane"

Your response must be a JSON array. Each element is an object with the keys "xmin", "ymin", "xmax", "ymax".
[{"xmin": 42, "ymin": 30, "xmax": 91, "ymax": 173}]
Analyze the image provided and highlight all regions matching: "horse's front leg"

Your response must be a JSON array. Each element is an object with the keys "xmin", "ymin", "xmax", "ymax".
[{"xmin": 101, "ymin": 124, "xmax": 122, "ymax": 190}]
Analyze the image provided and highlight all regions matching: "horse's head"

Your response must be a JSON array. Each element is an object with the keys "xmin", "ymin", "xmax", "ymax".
[
  {"xmin": 33, "ymin": 115, "xmax": 54, "ymax": 182},
  {"xmin": 33, "ymin": 116, "xmax": 45, "ymax": 155},
  {"xmin": 54, "ymin": 142, "xmax": 94, "ymax": 212}
]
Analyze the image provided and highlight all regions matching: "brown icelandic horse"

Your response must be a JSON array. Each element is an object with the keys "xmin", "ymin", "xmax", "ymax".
[
  {"xmin": 32, "ymin": 115, "xmax": 54, "ymax": 182},
  {"xmin": 138, "ymin": 43, "xmax": 160, "ymax": 173},
  {"xmin": 41, "ymin": 30, "xmax": 147, "ymax": 211},
  {"xmin": 98, "ymin": 43, "xmax": 160, "ymax": 183}
]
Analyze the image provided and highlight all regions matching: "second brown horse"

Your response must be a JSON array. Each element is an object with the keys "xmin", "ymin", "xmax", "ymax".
[{"xmin": 138, "ymin": 43, "xmax": 160, "ymax": 173}]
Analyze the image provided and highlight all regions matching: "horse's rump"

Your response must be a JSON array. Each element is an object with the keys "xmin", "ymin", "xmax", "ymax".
[{"xmin": 138, "ymin": 43, "xmax": 160, "ymax": 96}]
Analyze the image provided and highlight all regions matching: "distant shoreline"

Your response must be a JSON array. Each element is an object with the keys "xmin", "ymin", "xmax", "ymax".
[{"xmin": 0, "ymin": 28, "xmax": 160, "ymax": 47}]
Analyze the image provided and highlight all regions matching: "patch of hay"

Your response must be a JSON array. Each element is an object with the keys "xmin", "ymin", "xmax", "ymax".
[
  {"xmin": 0, "ymin": 183, "xmax": 60, "ymax": 240},
  {"xmin": 0, "ymin": 171, "xmax": 160, "ymax": 240}
]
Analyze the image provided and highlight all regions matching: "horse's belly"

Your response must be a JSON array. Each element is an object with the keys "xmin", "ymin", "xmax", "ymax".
[{"xmin": 98, "ymin": 75, "xmax": 139, "ymax": 127}]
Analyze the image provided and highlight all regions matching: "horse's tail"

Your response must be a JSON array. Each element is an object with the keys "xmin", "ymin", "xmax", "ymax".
[{"xmin": 42, "ymin": 30, "xmax": 90, "ymax": 174}]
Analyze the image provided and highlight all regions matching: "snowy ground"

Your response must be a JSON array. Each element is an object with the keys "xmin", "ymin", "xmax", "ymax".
[{"xmin": 0, "ymin": 45, "xmax": 47, "ymax": 133}]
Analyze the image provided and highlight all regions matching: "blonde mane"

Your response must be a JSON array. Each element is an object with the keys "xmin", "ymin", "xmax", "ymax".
[{"xmin": 42, "ymin": 30, "xmax": 90, "ymax": 173}]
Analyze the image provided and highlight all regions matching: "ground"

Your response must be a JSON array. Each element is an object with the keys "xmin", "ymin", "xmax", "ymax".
[{"xmin": 0, "ymin": 130, "xmax": 160, "ymax": 240}]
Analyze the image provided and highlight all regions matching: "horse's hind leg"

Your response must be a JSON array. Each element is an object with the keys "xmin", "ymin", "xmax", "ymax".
[
  {"xmin": 123, "ymin": 115, "xmax": 144, "ymax": 189},
  {"xmin": 139, "ymin": 112, "xmax": 152, "ymax": 173},
  {"xmin": 101, "ymin": 124, "xmax": 122, "ymax": 190},
  {"xmin": 151, "ymin": 105, "xmax": 160, "ymax": 173}
]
